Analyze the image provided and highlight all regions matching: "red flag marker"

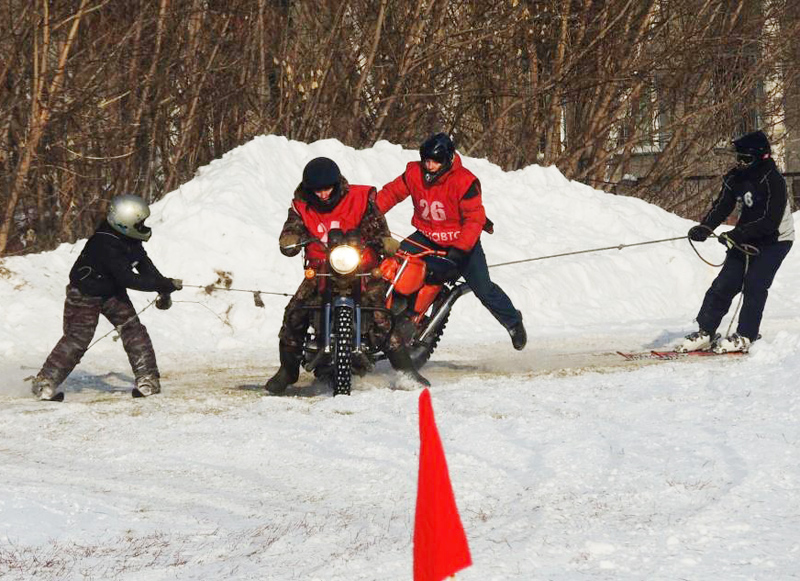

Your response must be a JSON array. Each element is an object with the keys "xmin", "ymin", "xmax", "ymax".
[{"xmin": 413, "ymin": 388, "xmax": 472, "ymax": 581}]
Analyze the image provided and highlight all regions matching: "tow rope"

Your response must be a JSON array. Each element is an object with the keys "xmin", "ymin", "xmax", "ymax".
[
  {"xmin": 486, "ymin": 231, "xmax": 758, "ymax": 269},
  {"xmin": 182, "ymin": 283, "xmax": 294, "ymax": 308}
]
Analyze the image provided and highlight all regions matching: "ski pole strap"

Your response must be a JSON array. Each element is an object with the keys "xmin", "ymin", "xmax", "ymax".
[{"xmin": 488, "ymin": 236, "xmax": 687, "ymax": 268}]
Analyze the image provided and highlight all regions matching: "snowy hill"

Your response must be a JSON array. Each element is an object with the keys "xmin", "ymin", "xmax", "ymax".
[{"xmin": 1, "ymin": 136, "xmax": 800, "ymax": 580}]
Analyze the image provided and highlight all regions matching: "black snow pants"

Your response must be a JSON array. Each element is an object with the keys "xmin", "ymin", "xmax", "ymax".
[{"xmin": 696, "ymin": 241, "xmax": 792, "ymax": 341}]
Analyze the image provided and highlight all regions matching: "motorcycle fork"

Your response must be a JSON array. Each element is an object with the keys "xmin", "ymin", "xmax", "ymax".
[
  {"xmin": 323, "ymin": 277, "xmax": 362, "ymax": 354},
  {"xmin": 351, "ymin": 277, "xmax": 363, "ymax": 353}
]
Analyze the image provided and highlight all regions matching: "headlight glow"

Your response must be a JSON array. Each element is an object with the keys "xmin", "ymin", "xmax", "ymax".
[{"xmin": 329, "ymin": 245, "xmax": 361, "ymax": 274}]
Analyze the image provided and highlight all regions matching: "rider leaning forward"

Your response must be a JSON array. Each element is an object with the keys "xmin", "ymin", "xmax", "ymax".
[
  {"xmin": 265, "ymin": 157, "xmax": 430, "ymax": 394},
  {"xmin": 377, "ymin": 132, "xmax": 527, "ymax": 351}
]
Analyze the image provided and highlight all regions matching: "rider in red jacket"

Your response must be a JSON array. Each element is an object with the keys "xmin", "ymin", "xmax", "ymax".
[
  {"xmin": 377, "ymin": 133, "xmax": 527, "ymax": 350},
  {"xmin": 265, "ymin": 157, "xmax": 429, "ymax": 394}
]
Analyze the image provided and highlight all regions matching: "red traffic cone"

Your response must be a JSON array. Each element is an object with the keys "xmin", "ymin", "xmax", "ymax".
[{"xmin": 413, "ymin": 388, "xmax": 472, "ymax": 581}]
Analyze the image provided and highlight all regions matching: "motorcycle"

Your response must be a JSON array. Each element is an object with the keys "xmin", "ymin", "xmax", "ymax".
[{"xmin": 289, "ymin": 229, "xmax": 471, "ymax": 396}]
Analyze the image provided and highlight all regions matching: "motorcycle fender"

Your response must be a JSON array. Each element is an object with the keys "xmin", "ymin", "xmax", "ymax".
[
  {"xmin": 332, "ymin": 296, "xmax": 356, "ymax": 310},
  {"xmin": 413, "ymin": 283, "xmax": 443, "ymax": 315}
]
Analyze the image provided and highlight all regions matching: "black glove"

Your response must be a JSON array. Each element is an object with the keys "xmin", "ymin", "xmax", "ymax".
[
  {"xmin": 426, "ymin": 248, "xmax": 467, "ymax": 285},
  {"xmin": 444, "ymin": 247, "xmax": 468, "ymax": 267},
  {"xmin": 426, "ymin": 267, "xmax": 454, "ymax": 285},
  {"xmin": 718, "ymin": 231, "xmax": 740, "ymax": 249},
  {"xmin": 157, "ymin": 277, "xmax": 181, "ymax": 294},
  {"xmin": 155, "ymin": 293, "xmax": 172, "ymax": 310},
  {"xmin": 688, "ymin": 225, "xmax": 710, "ymax": 242}
]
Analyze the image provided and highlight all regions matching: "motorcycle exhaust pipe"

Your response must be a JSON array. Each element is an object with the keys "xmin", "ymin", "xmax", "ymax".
[{"xmin": 418, "ymin": 283, "xmax": 472, "ymax": 342}]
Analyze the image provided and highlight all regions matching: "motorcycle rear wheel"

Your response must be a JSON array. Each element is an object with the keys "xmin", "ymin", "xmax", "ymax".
[{"xmin": 409, "ymin": 310, "xmax": 450, "ymax": 369}]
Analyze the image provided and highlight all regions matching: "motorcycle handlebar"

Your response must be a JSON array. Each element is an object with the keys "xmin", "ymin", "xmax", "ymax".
[
  {"xmin": 396, "ymin": 248, "xmax": 447, "ymax": 259},
  {"xmin": 280, "ymin": 238, "xmax": 315, "ymax": 250}
]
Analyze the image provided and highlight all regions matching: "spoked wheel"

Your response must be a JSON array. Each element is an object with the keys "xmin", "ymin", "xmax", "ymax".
[
  {"xmin": 407, "ymin": 283, "xmax": 471, "ymax": 369},
  {"xmin": 331, "ymin": 305, "xmax": 354, "ymax": 396}
]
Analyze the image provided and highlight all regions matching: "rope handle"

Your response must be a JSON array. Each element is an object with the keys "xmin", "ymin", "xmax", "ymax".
[{"xmin": 689, "ymin": 225, "xmax": 759, "ymax": 267}]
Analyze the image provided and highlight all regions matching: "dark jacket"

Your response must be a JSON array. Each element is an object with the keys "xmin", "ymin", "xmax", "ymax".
[
  {"xmin": 69, "ymin": 222, "xmax": 175, "ymax": 298},
  {"xmin": 701, "ymin": 158, "xmax": 795, "ymax": 247}
]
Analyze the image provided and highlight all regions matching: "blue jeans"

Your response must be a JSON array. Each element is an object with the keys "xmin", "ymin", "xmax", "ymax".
[
  {"xmin": 400, "ymin": 231, "xmax": 522, "ymax": 329},
  {"xmin": 696, "ymin": 241, "xmax": 792, "ymax": 340}
]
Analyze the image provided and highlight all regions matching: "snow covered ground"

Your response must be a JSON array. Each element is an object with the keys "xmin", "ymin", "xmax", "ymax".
[{"xmin": 2, "ymin": 135, "xmax": 799, "ymax": 580}]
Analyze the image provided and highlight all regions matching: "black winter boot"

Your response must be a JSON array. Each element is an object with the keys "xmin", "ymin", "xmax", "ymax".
[
  {"xmin": 265, "ymin": 347, "xmax": 301, "ymax": 394},
  {"xmin": 387, "ymin": 348, "xmax": 431, "ymax": 387},
  {"xmin": 508, "ymin": 313, "xmax": 527, "ymax": 351}
]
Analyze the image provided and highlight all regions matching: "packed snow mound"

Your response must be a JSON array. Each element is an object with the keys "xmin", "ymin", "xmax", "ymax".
[{"xmin": 2, "ymin": 135, "xmax": 799, "ymax": 363}]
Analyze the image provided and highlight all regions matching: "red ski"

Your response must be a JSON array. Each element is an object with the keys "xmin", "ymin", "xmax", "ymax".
[{"xmin": 616, "ymin": 350, "xmax": 747, "ymax": 361}]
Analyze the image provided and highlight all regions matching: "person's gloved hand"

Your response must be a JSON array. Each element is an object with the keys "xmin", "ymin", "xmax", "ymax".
[
  {"xmin": 158, "ymin": 277, "xmax": 181, "ymax": 294},
  {"xmin": 444, "ymin": 247, "xmax": 467, "ymax": 267},
  {"xmin": 426, "ymin": 267, "xmax": 453, "ymax": 285},
  {"xmin": 155, "ymin": 293, "xmax": 172, "ymax": 310},
  {"xmin": 718, "ymin": 232, "xmax": 735, "ymax": 249},
  {"xmin": 279, "ymin": 233, "xmax": 302, "ymax": 256},
  {"xmin": 426, "ymin": 247, "xmax": 467, "ymax": 285},
  {"xmin": 688, "ymin": 225, "xmax": 710, "ymax": 242},
  {"xmin": 382, "ymin": 236, "xmax": 400, "ymax": 256},
  {"xmin": 280, "ymin": 233, "xmax": 300, "ymax": 247},
  {"xmin": 718, "ymin": 230, "xmax": 744, "ymax": 249}
]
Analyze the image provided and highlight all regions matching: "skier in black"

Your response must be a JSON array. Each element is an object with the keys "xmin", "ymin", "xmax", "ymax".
[
  {"xmin": 679, "ymin": 130, "xmax": 794, "ymax": 353},
  {"xmin": 31, "ymin": 194, "xmax": 182, "ymax": 401}
]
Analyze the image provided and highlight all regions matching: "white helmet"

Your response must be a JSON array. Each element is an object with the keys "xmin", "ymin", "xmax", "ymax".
[{"xmin": 107, "ymin": 194, "xmax": 152, "ymax": 241}]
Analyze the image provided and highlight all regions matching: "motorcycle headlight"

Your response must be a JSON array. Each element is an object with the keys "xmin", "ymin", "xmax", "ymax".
[{"xmin": 329, "ymin": 245, "xmax": 361, "ymax": 274}]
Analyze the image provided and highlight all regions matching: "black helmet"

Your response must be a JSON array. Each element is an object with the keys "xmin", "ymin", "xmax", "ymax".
[
  {"xmin": 420, "ymin": 133, "xmax": 455, "ymax": 165},
  {"xmin": 732, "ymin": 130, "xmax": 771, "ymax": 168},
  {"xmin": 419, "ymin": 133, "xmax": 456, "ymax": 184},
  {"xmin": 301, "ymin": 157, "xmax": 343, "ymax": 211}
]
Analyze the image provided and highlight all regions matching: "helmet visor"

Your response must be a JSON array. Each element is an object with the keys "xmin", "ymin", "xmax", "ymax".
[
  {"xmin": 736, "ymin": 152, "xmax": 756, "ymax": 167},
  {"xmin": 134, "ymin": 220, "xmax": 152, "ymax": 238},
  {"xmin": 422, "ymin": 150, "xmax": 448, "ymax": 164}
]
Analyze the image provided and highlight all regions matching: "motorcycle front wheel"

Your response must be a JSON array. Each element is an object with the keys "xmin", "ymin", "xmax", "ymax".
[{"xmin": 332, "ymin": 305, "xmax": 354, "ymax": 396}]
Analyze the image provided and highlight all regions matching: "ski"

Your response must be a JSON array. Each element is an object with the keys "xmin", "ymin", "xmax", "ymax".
[{"xmin": 616, "ymin": 350, "xmax": 747, "ymax": 361}]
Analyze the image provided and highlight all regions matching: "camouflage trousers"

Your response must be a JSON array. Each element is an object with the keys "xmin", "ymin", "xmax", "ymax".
[
  {"xmin": 278, "ymin": 277, "xmax": 403, "ymax": 352},
  {"xmin": 38, "ymin": 285, "xmax": 159, "ymax": 386}
]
